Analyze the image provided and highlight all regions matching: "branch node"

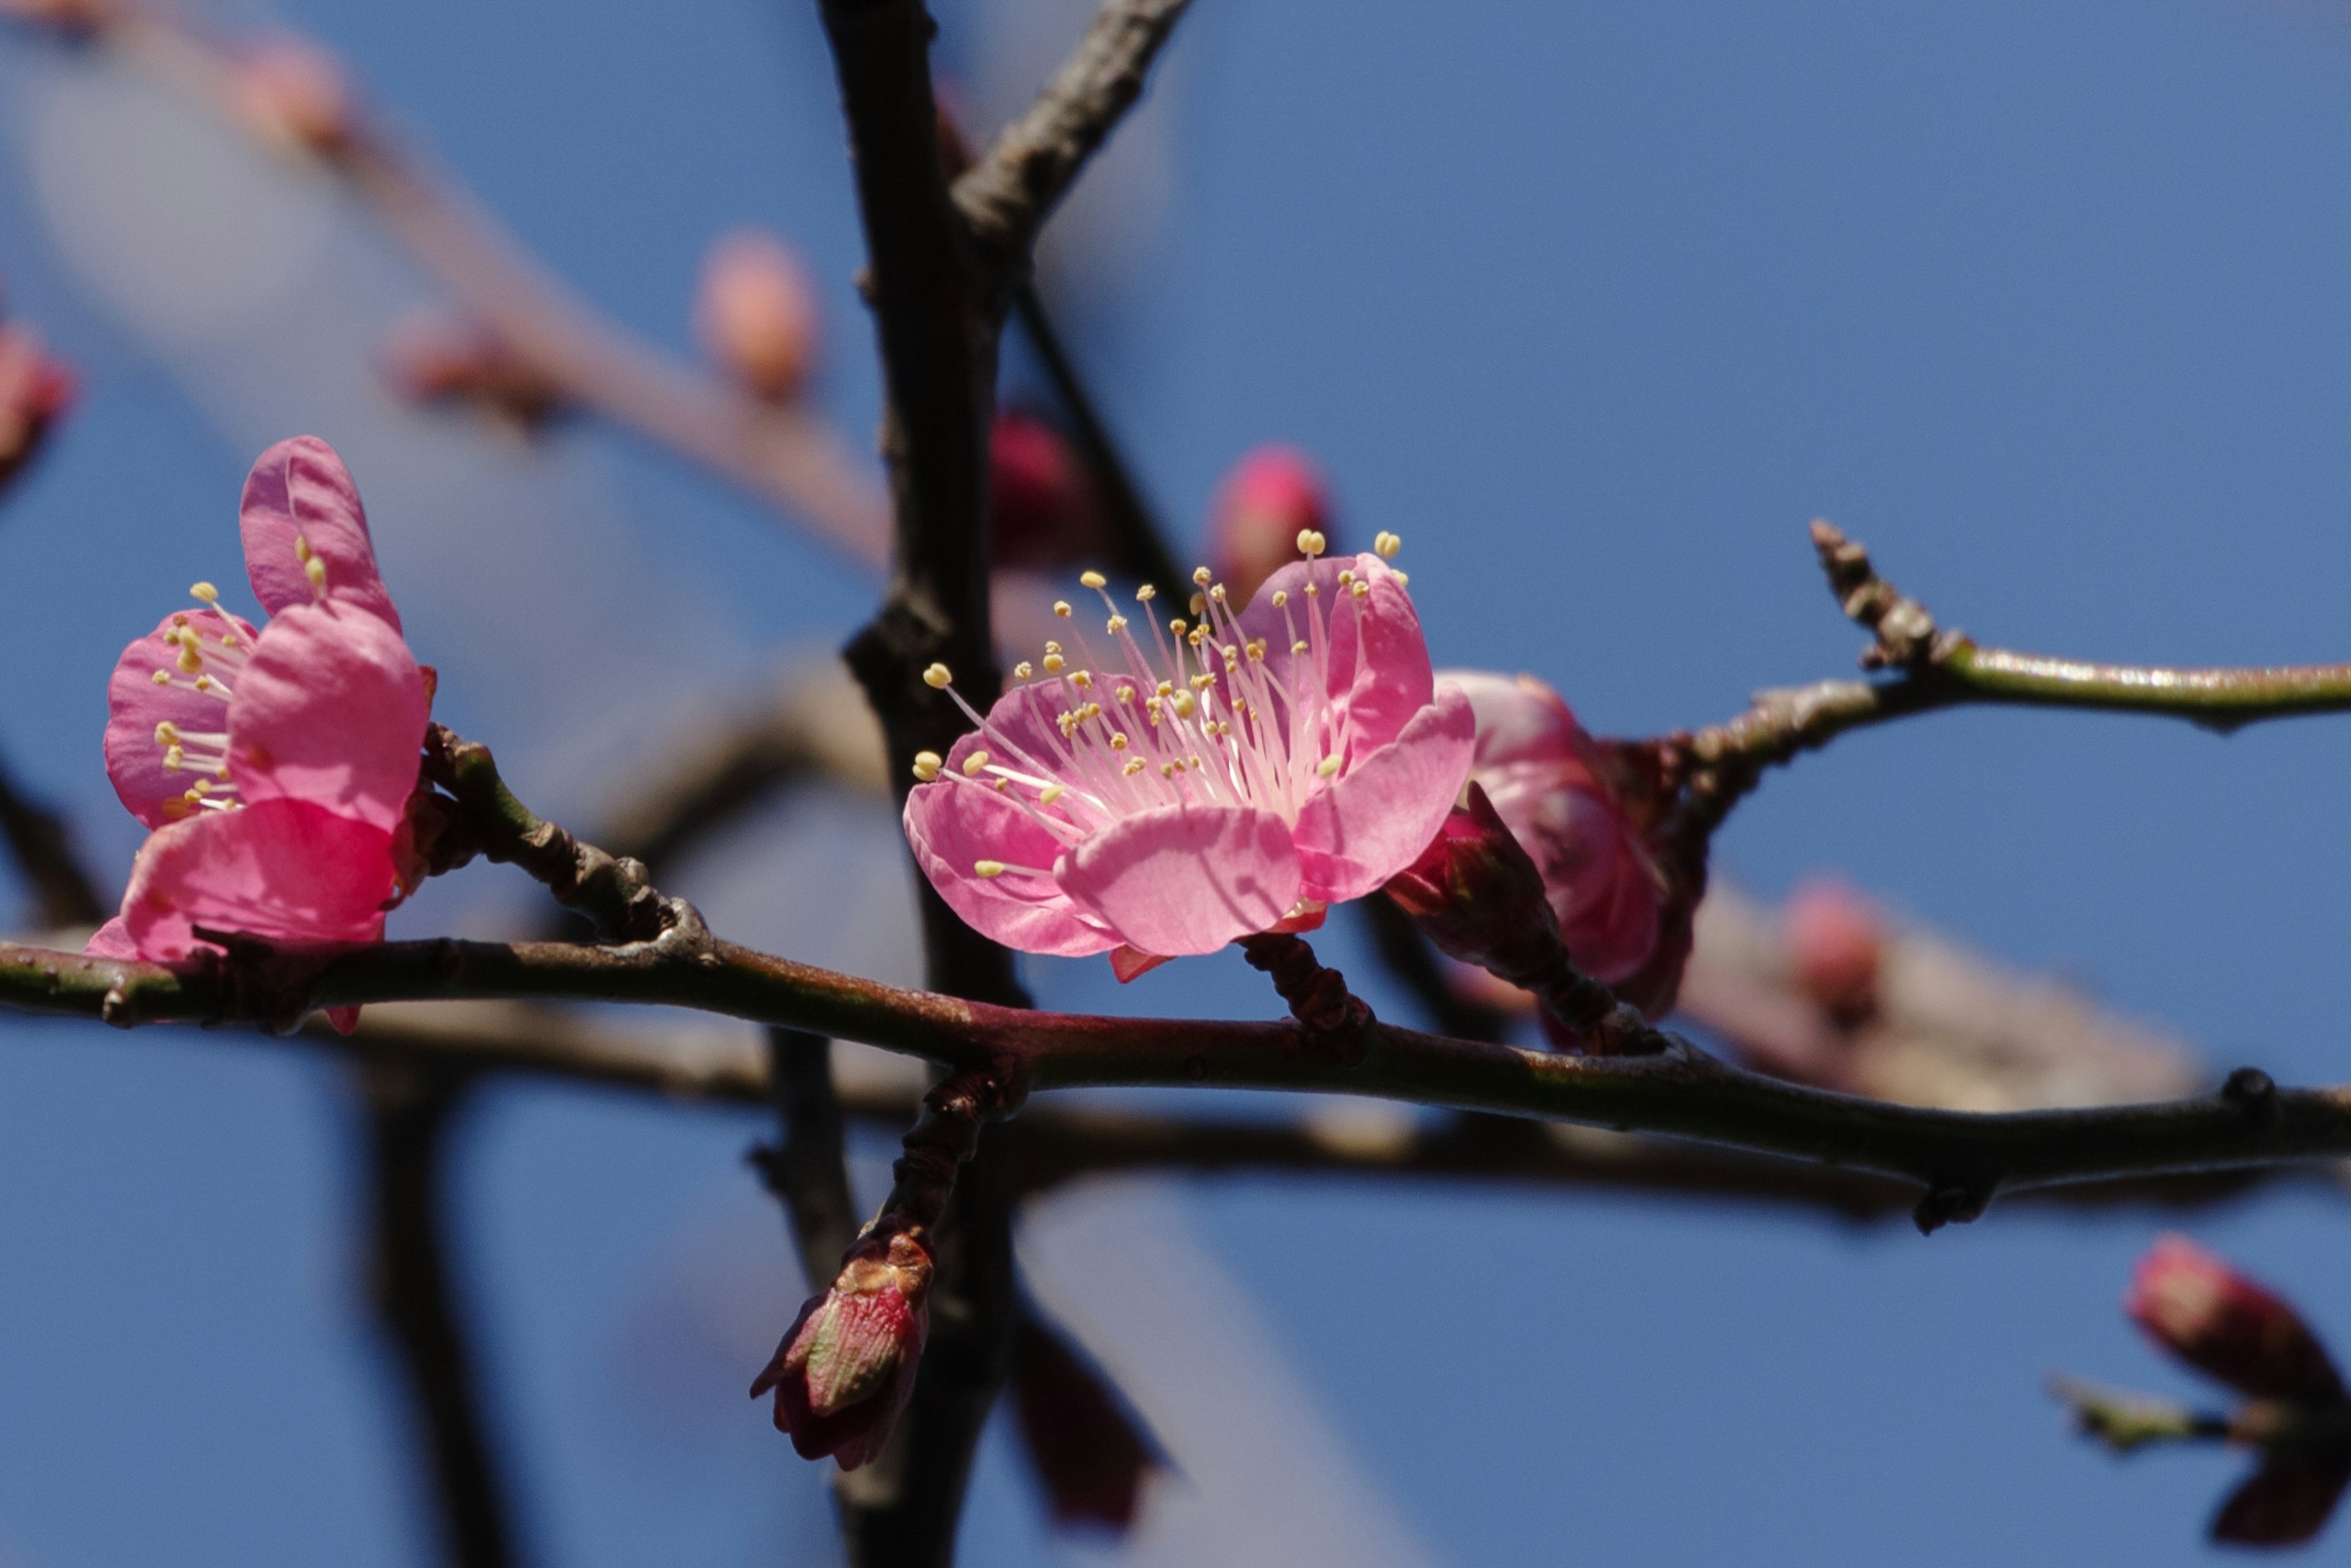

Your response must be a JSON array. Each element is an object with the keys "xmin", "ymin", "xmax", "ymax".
[
  {"xmin": 1240, "ymin": 932, "xmax": 1373, "ymax": 1063},
  {"xmin": 2224, "ymin": 1067, "xmax": 2281, "ymax": 1123},
  {"xmin": 1913, "ymin": 1180, "xmax": 1993, "ymax": 1235},
  {"xmin": 1809, "ymin": 519, "xmax": 1962, "ymax": 670}
]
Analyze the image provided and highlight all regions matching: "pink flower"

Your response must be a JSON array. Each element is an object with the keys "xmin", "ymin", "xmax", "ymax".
[
  {"xmin": 1445, "ymin": 669, "xmax": 1663, "ymax": 988},
  {"xmin": 990, "ymin": 411, "xmax": 1101, "ymax": 570},
  {"xmin": 2126, "ymin": 1236, "xmax": 2344, "ymax": 1405},
  {"xmin": 1208, "ymin": 445, "xmax": 1332, "ymax": 607},
  {"xmin": 904, "ymin": 541, "xmax": 1474, "ymax": 975},
  {"xmin": 1783, "ymin": 876, "xmax": 1882, "ymax": 1024},
  {"xmin": 0, "ymin": 318, "xmax": 73, "ymax": 494},
  {"xmin": 751, "ymin": 1232, "xmax": 931, "ymax": 1469},
  {"xmin": 88, "ymin": 437, "xmax": 429, "ymax": 1028},
  {"xmin": 694, "ymin": 229, "xmax": 820, "ymax": 403}
]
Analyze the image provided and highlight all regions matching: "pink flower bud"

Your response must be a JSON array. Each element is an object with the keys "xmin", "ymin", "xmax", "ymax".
[
  {"xmin": 1445, "ymin": 670, "xmax": 1665, "ymax": 991},
  {"xmin": 1384, "ymin": 782, "xmax": 1564, "ymax": 986},
  {"xmin": 229, "ymin": 37, "xmax": 358, "ymax": 159},
  {"xmin": 380, "ymin": 313, "xmax": 565, "ymax": 428},
  {"xmin": 1783, "ymin": 876, "xmax": 1881, "ymax": 1025},
  {"xmin": 694, "ymin": 231, "xmax": 820, "ymax": 402},
  {"xmin": 2126, "ymin": 1236, "xmax": 2344, "ymax": 1404},
  {"xmin": 0, "ymin": 322, "xmax": 73, "ymax": 493},
  {"xmin": 751, "ymin": 1231, "xmax": 932, "ymax": 1469},
  {"xmin": 990, "ymin": 411, "xmax": 1101, "ymax": 568},
  {"xmin": 1208, "ymin": 445, "xmax": 1330, "ymax": 605}
]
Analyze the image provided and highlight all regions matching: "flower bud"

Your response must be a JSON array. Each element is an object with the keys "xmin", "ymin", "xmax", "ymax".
[
  {"xmin": 230, "ymin": 36, "xmax": 358, "ymax": 159},
  {"xmin": 1208, "ymin": 445, "xmax": 1330, "ymax": 604},
  {"xmin": 1783, "ymin": 876, "xmax": 1881, "ymax": 1026},
  {"xmin": 751, "ymin": 1230, "xmax": 931, "ymax": 1469},
  {"xmin": 2125, "ymin": 1235, "xmax": 2343, "ymax": 1404},
  {"xmin": 380, "ymin": 312, "xmax": 565, "ymax": 428},
  {"xmin": 694, "ymin": 230, "xmax": 820, "ymax": 403},
  {"xmin": 1384, "ymin": 782, "xmax": 1564, "ymax": 986},
  {"xmin": 0, "ymin": 321, "xmax": 73, "ymax": 495},
  {"xmin": 1445, "ymin": 670, "xmax": 1666, "ymax": 991},
  {"xmin": 991, "ymin": 411, "xmax": 1101, "ymax": 569}
]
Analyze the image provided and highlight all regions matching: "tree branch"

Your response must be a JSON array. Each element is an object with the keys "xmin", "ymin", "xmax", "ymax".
[
  {"xmin": 950, "ymin": 0, "xmax": 1193, "ymax": 297},
  {"xmin": 358, "ymin": 1060, "xmax": 523, "ymax": 1568},
  {"xmin": 13, "ymin": 933, "xmax": 2351, "ymax": 1219},
  {"xmin": 28, "ymin": 1, "xmax": 886, "ymax": 564},
  {"xmin": 0, "ymin": 749, "xmax": 104, "ymax": 929}
]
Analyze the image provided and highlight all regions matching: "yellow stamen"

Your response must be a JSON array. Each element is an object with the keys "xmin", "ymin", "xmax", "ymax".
[
  {"xmin": 1136, "ymin": 585, "xmax": 1157, "ymax": 602},
  {"xmin": 1079, "ymin": 571, "xmax": 1107, "ymax": 589},
  {"xmin": 975, "ymin": 860, "xmax": 1007, "ymax": 879},
  {"xmin": 304, "ymin": 556, "xmax": 328, "ymax": 593},
  {"xmin": 1317, "ymin": 756, "xmax": 1342, "ymax": 778},
  {"xmin": 1054, "ymin": 601, "xmax": 1073, "ymax": 618},
  {"xmin": 1374, "ymin": 530, "xmax": 1401, "ymax": 558},
  {"xmin": 1043, "ymin": 653, "xmax": 1066, "ymax": 673},
  {"xmin": 1040, "ymin": 782, "xmax": 1067, "ymax": 806},
  {"xmin": 190, "ymin": 581, "xmax": 220, "ymax": 604},
  {"xmin": 1297, "ymin": 528, "xmax": 1326, "ymax": 557},
  {"xmin": 1272, "ymin": 590, "xmax": 1288, "ymax": 607},
  {"xmin": 1192, "ymin": 566, "xmax": 1213, "ymax": 586},
  {"xmin": 962, "ymin": 751, "xmax": 991, "ymax": 778},
  {"xmin": 1013, "ymin": 661, "xmax": 1033, "ymax": 681},
  {"xmin": 923, "ymin": 662, "xmax": 953, "ymax": 689},
  {"xmin": 912, "ymin": 750, "xmax": 943, "ymax": 782}
]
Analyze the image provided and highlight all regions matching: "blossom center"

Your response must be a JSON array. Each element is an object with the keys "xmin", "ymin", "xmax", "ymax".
[{"xmin": 919, "ymin": 531, "xmax": 1408, "ymax": 884}]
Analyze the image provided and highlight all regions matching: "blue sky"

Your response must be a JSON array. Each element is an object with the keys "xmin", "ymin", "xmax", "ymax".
[{"xmin": 6, "ymin": 0, "xmax": 2351, "ymax": 1562}]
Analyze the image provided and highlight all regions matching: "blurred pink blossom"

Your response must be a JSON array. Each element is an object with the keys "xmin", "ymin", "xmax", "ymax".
[
  {"xmin": 2126, "ymin": 1235, "xmax": 2344, "ymax": 1406},
  {"xmin": 695, "ymin": 230, "xmax": 821, "ymax": 402},
  {"xmin": 0, "ymin": 318, "xmax": 73, "ymax": 495},
  {"xmin": 1782, "ymin": 876, "xmax": 1882, "ymax": 1024},
  {"xmin": 990, "ymin": 411, "xmax": 1101, "ymax": 569},
  {"xmin": 1209, "ymin": 445, "xmax": 1332, "ymax": 606},
  {"xmin": 88, "ymin": 438, "xmax": 429, "ymax": 1032},
  {"xmin": 906, "ymin": 548, "xmax": 1472, "ymax": 975},
  {"xmin": 228, "ymin": 35, "xmax": 358, "ymax": 159}
]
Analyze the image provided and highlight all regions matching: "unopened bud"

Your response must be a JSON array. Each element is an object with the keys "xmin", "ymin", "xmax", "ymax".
[
  {"xmin": 2126, "ymin": 1235, "xmax": 2344, "ymax": 1404},
  {"xmin": 380, "ymin": 312, "xmax": 565, "ymax": 427},
  {"xmin": 990, "ymin": 411, "xmax": 1103, "ymax": 569},
  {"xmin": 1783, "ymin": 876, "xmax": 1881, "ymax": 1026},
  {"xmin": 695, "ymin": 230, "xmax": 820, "ymax": 402},
  {"xmin": 1383, "ymin": 782, "xmax": 1563, "ymax": 986},
  {"xmin": 230, "ymin": 36, "xmax": 358, "ymax": 159},
  {"xmin": 0, "ymin": 321, "xmax": 73, "ymax": 495},
  {"xmin": 1209, "ymin": 445, "xmax": 1330, "ymax": 604},
  {"xmin": 751, "ymin": 1230, "xmax": 932, "ymax": 1469}
]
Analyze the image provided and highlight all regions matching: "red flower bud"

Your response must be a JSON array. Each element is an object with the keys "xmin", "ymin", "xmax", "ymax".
[
  {"xmin": 0, "ymin": 321, "xmax": 72, "ymax": 495},
  {"xmin": 230, "ymin": 37, "xmax": 358, "ymax": 159},
  {"xmin": 694, "ymin": 230, "xmax": 820, "ymax": 403},
  {"xmin": 380, "ymin": 313, "xmax": 565, "ymax": 428},
  {"xmin": 1011, "ymin": 1305, "xmax": 1160, "ymax": 1534},
  {"xmin": 2126, "ymin": 1236, "xmax": 2344, "ymax": 1405},
  {"xmin": 990, "ymin": 411, "xmax": 1101, "ymax": 569},
  {"xmin": 1384, "ymin": 782, "xmax": 1565, "ymax": 987},
  {"xmin": 1783, "ymin": 876, "xmax": 1881, "ymax": 1025},
  {"xmin": 1208, "ymin": 445, "xmax": 1330, "ymax": 605},
  {"xmin": 751, "ymin": 1230, "xmax": 932, "ymax": 1469}
]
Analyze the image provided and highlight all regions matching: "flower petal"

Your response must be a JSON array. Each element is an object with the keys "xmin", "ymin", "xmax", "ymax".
[
  {"xmin": 228, "ymin": 599, "xmax": 428, "ymax": 832},
  {"xmin": 84, "ymin": 917, "xmax": 137, "ymax": 958},
  {"xmin": 239, "ymin": 436, "xmax": 402, "ymax": 629},
  {"xmin": 1442, "ymin": 667, "xmax": 1584, "ymax": 769},
  {"xmin": 104, "ymin": 609, "xmax": 261, "ymax": 829},
  {"xmin": 118, "ymin": 798, "xmax": 394, "ymax": 961},
  {"xmin": 1237, "ymin": 553, "xmax": 1434, "ymax": 765},
  {"xmin": 904, "ymin": 776, "xmax": 1117, "ymax": 958},
  {"xmin": 1058, "ymin": 804, "xmax": 1301, "ymax": 956},
  {"xmin": 1293, "ymin": 683, "xmax": 1475, "ymax": 904}
]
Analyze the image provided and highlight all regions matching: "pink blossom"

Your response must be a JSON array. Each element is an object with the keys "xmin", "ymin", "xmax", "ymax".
[
  {"xmin": 752, "ymin": 1231, "xmax": 931, "ymax": 1469},
  {"xmin": 89, "ymin": 437, "xmax": 429, "ymax": 1027},
  {"xmin": 1208, "ymin": 445, "xmax": 1332, "ymax": 606},
  {"xmin": 694, "ymin": 229, "xmax": 820, "ymax": 402},
  {"xmin": 1444, "ymin": 669, "xmax": 1663, "ymax": 987},
  {"xmin": 905, "ymin": 539, "xmax": 1473, "ymax": 974},
  {"xmin": 990, "ymin": 411, "xmax": 1101, "ymax": 570}
]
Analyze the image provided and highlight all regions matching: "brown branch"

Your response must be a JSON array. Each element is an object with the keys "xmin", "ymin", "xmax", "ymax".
[
  {"xmin": 1010, "ymin": 282, "xmax": 1183, "ymax": 591},
  {"xmin": 752, "ymin": 1029, "xmax": 861, "ymax": 1286},
  {"xmin": 20, "ymin": 931, "xmax": 2351, "ymax": 1220},
  {"xmin": 28, "ymin": 2, "xmax": 886, "ymax": 563},
  {"xmin": 358, "ymin": 1059, "xmax": 522, "ymax": 1568},
  {"xmin": 950, "ymin": 0, "xmax": 1193, "ymax": 298},
  {"xmin": 0, "ymin": 749, "xmax": 103, "ymax": 929}
]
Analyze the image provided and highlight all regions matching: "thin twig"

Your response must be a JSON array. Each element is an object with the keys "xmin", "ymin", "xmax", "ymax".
[
  {"xmin": 950, "ymin": 0, "xmax": 1193, "ymax": 298},
  {"xmin": 0, "ymin": 749, "xmax": 103, "ymax": 929},
  {"xmin": 30, "ymin": 1, "xmax": 886, "ymax": 563},
  {"xmin": 752, "ymin": 1029, "xmax": 861, "ymax": 1286}
]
